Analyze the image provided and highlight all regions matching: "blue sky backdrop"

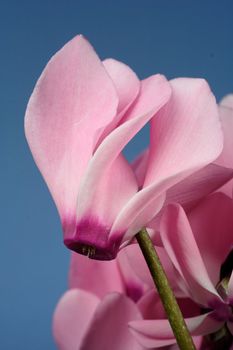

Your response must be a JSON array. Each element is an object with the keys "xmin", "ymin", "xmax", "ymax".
[{"xmin": 1, "ymin": 1, "xmax": 233, "ymax": 348}]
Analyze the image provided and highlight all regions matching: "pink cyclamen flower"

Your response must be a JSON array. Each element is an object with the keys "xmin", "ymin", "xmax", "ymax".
[
  {"xmin": 130, "ymin": 192, "xmax": 233, "ymax": 348},
  {"xmin": 25, "ymin": 34, "xmax": 223, "ymax": 260},
  {"xmin": 53, "ymin": 243, "xmax": 203, "ymax": 349},
  {"xmin": 53, "ymin": 252, "xmax": 144, "ymax": 350}
]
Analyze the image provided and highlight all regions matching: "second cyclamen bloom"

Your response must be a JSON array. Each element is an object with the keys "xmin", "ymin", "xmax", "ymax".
[{"xmin": 25, "ymin": 35, "xmax": 223, "ymax": 260}]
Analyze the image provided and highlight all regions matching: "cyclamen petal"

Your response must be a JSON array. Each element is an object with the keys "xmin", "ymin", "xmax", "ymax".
[
  {"xmin": 103, "ymin": 58, "xmax": 140, "ymax": 117},
  {"xmin": 96, "ymin": 58, "xmax": 140, "ymax": 144},
  {"xmin": 80, "ymin": 293, "xmax": 144, "ymax": 350},
  {"xmin": 25, "ymin": 35, "xmax": 119, "ymax": 221},
  {"xmin": 129, "ymin": 313, "xmax": 222, "ymax": 349},
  {"xmin": 160, "ymin": 204, "xmax": 221, "ymax": 306},
  {"xmin": 53, "ymin": 290, "xmax": 144, "ymax": 350},
  {"xmin": 188, "ymin": 192, "xmax": 233, "ymax": 287}
]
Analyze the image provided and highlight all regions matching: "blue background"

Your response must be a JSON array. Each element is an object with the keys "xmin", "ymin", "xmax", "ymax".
[{"xmin": 1, "ymin": 1, "xmax": 233, "ymax": 348}]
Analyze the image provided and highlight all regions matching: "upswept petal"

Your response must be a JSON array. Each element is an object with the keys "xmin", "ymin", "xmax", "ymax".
[
  {"xmin": 103, "ymin": 58, "xmax": 140, "ymax": 116},
  {"xmin": 120, "ymin": 74, "xmax": 171, "ymax": 123},
  {"xmin": 129, "ymin": 313, "xmax": 222, "ymax": 348},
  {"xmin": 69, "ymin": 252, "xmax": 124, "ymax": 298},
  {"xmin": 160, "ymin": 204, "xmax": 220, "ymax": 306},
  {"xmin": 144, "ymin": 78, "xmax": 223, "ymax": 187},
  {"xmin": 25, "ymin": 35, "xmax": 118, "ymax": 220},
  {"xmin": 53, "ymin": 289, "xmax": 99, "ymax": 350},
  {"xmin": 74, "ymin": 75, "xmax": 171, "ymax": 246},
  {"xmin": 188, "ymin": 193, "xmax": 233, "ymax": 286},
  {"xmin": 111, "ymin": 78, "xmax": 223, "ymax": 242},
  {"xmin": 97, "ymin": 59, "xmax": 140, "ymax": 145},
  {"xmin": 80, "ymin": 293, "xmax": 144, "ymax": 350}
]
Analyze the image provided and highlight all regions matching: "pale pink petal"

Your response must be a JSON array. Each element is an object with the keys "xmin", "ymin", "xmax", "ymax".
[
  {"xmin": 120, "ymin": 74, "xmax": 171, "ymax": 123},
  {"xmin": 112, "ymin": 78, "xmax": 223, "ymax": 242},
  {"xmin": 97, "ymin": 59, "xmax": 140, "ymax": 145},
  {"xmin": 189, "ymin": 193, "xmax": 233, "ymax": 286},
  {"xmin": 103, "ymin": 58, "xmax": 140, "ymax": 115},
  {"xmin": 160, "ymin": 204, "xmax": 220, "ymax": 306},
  {"xmin": 53, "ymin": 289, "xmax": 99, "ymax": 350},
  {"xmin": 69, "ymin": 252, "xmax": 124, "ymax": 298},
  {"xmin": 67, "ymin": 75, "xmax": 171, "ymax": 259},
  {"xmin": 145, "ymin": 78, "xmax": 223, "ymax": 187},
  {"xmin": 80, "ymin": 293, "xmax": 144, "ymax": 350},
  {"xmin": 25, "ymin": 35, "xmax": 118, "ymax": 222},
  {"xmin": 129, "ymin": 313, "xmax": 222, "ymax": 348}
]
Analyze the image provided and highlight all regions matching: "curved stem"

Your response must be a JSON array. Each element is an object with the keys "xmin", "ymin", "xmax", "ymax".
[{"xmin": 136, "ymin": 228, "xmax": 196, "ymax": 350}]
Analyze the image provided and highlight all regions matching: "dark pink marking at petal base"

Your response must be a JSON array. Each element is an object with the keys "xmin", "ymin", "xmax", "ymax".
[
  {"xmin": 209, "ymin": 299, "xmax": 233, "ymax": 322},
  {"xmin": 63, "ymin": 217, "xmax": 122, "ymax": 260}
]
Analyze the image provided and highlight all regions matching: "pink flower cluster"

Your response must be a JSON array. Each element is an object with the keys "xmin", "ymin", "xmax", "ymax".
[{"xmin": 25, "ymin": 36, "xmax": 233, "ymax": 349}]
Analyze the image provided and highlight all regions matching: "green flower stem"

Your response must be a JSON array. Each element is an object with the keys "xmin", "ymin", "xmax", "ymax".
[{"xmin": 136, "ymin": 228, "xmax": 196, "ymax": 350}]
